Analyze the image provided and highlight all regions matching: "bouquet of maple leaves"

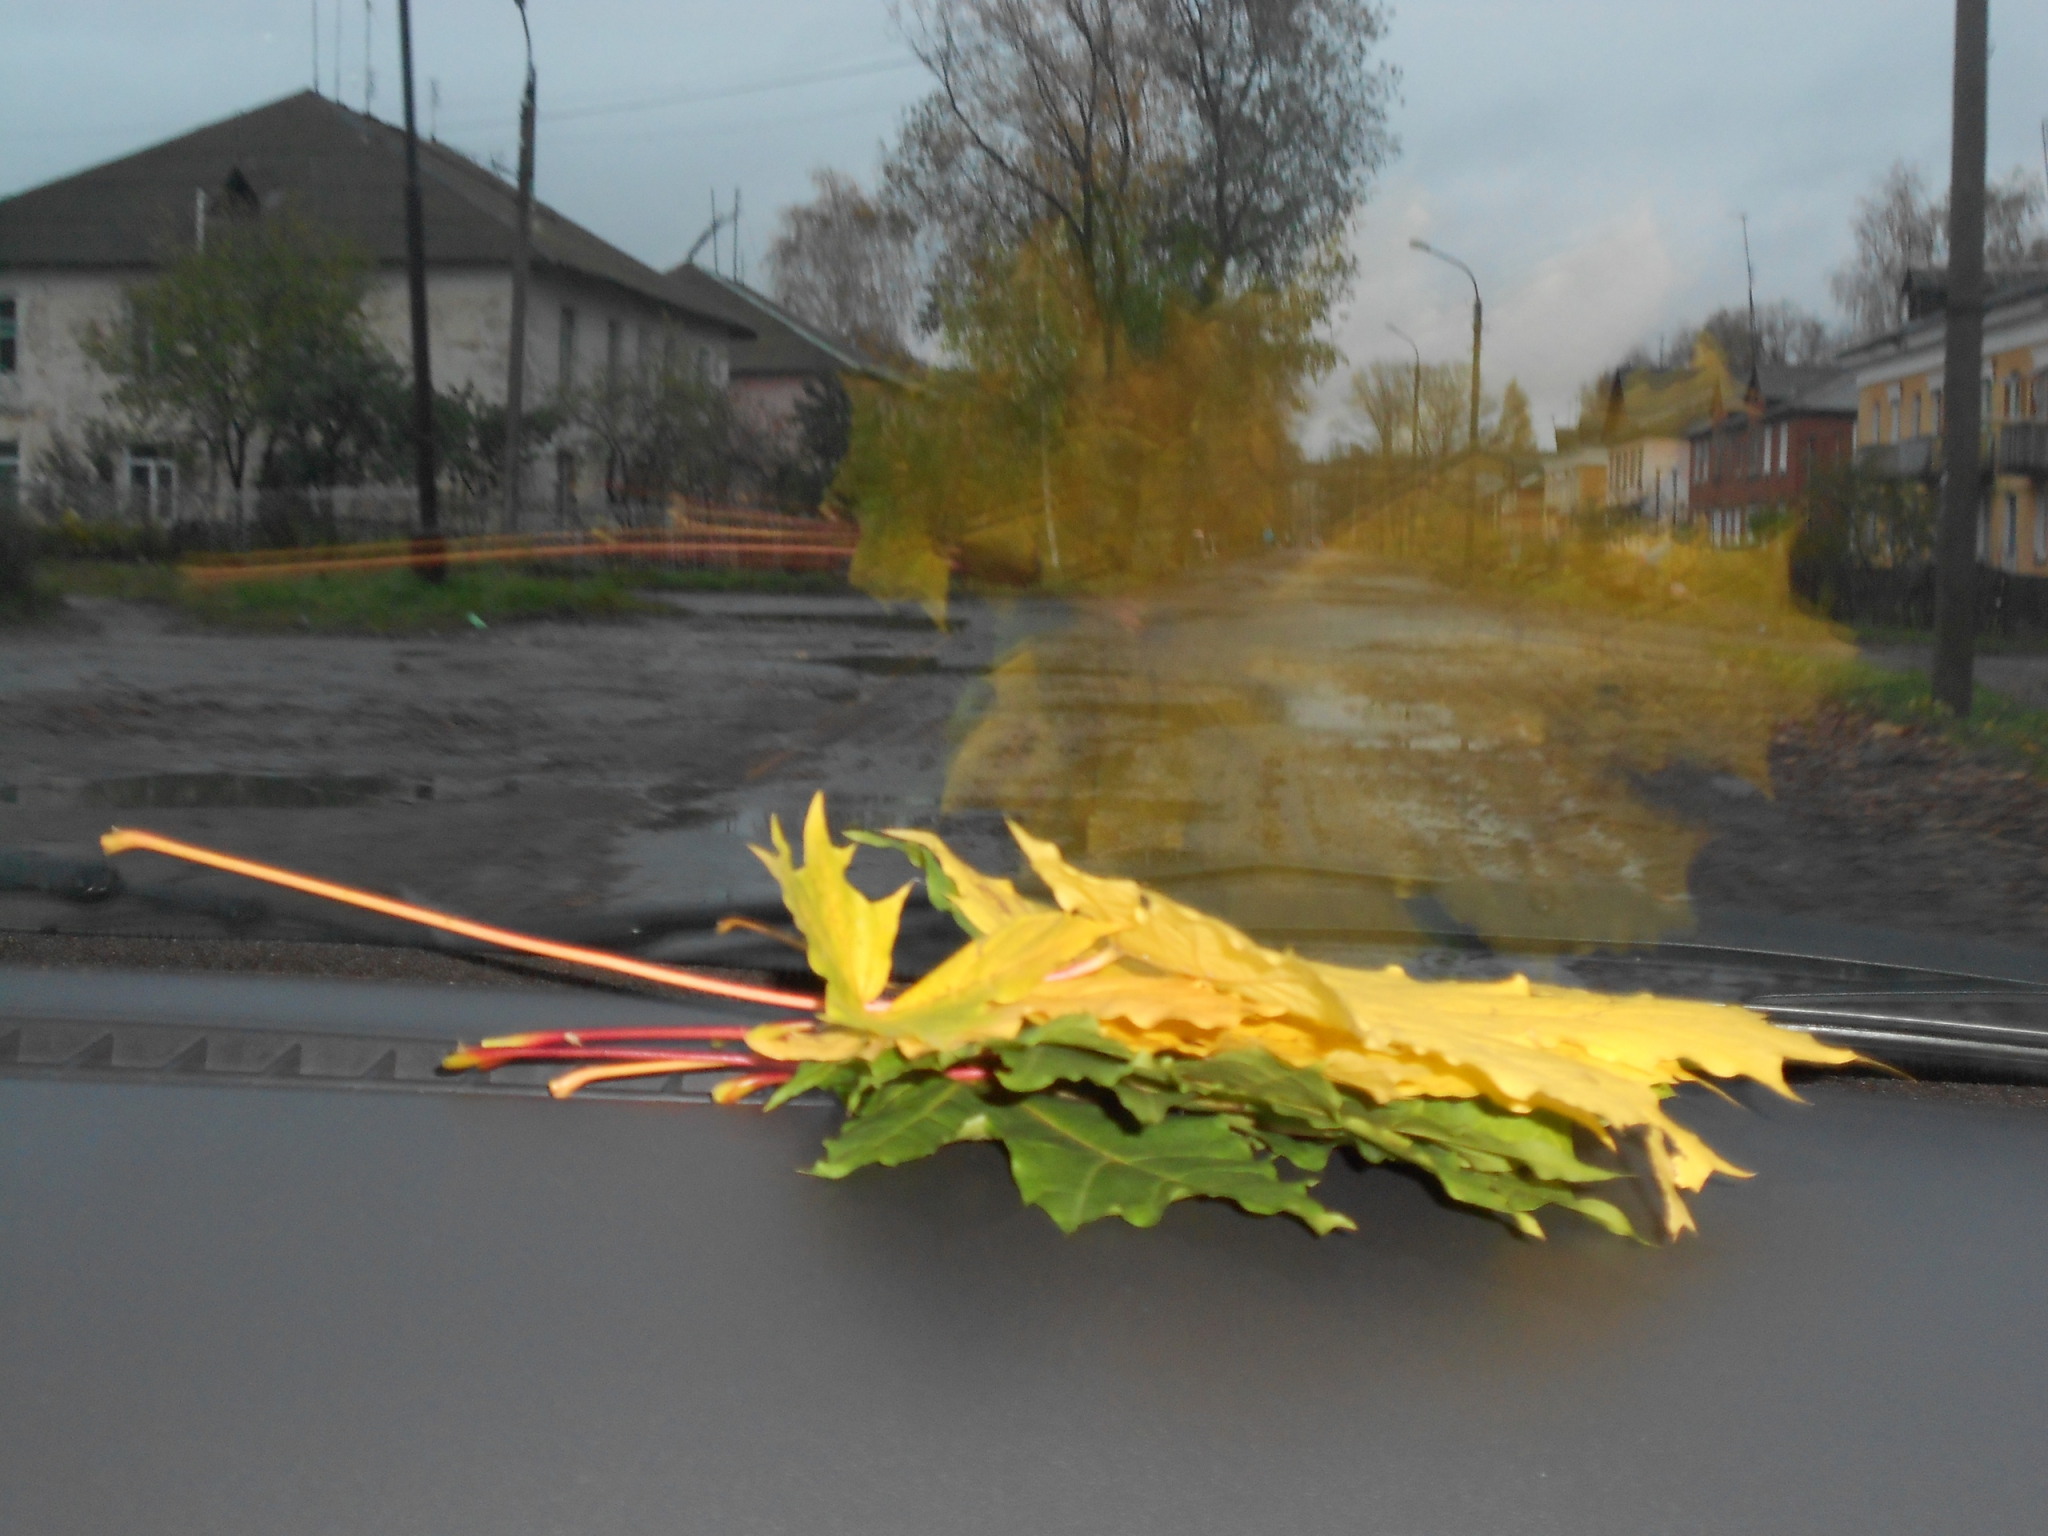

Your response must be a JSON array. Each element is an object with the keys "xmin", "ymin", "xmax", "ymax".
[
  {"xmin": 693, "ymin": 797, "xmax": 1848, "ymax": 1240},
  {"xmin": 105, "ymin": 799, "xmax": 1853, "ymax": 1241}
]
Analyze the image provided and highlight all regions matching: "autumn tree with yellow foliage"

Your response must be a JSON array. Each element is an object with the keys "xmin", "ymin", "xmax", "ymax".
[{"xmin": 824, "ymin": 0, "xmax": 1399, "ymax": 609}]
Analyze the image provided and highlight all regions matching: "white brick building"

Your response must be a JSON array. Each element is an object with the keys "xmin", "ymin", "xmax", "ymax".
[{"xmin": 0, "ymin": 91, "xmax": 752, "ymax": 520}]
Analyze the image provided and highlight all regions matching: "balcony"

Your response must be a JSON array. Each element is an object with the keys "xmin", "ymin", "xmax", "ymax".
[
  {"xmin": 1996, "ymin": 422, "xmax": 2048, "ymax": 480},
  {"xmin": 1856, "ymin": 437, "xmax": 1939, "ymax": 480}
]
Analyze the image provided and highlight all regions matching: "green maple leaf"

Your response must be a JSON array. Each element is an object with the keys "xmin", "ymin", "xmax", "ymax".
[
  {"xmin": 847, "ymin": 829, "xmax": 975, "ymax": 936},
  {"xmin": 994, "ymin": 1043, "xmax": 1141, "ymax": 1094},
  {"xmin": 1368, "ymin": 1098, "xmax": 1620, "ymax": 1187},
  {"xmin": 1390, "ymin": 1138, "xmax": 1640, "ymax": 1241},
  {"xmin": 984, "ymin": 1094, "xmax": 1356, "ymax": 1236},
  {"xmin": 809, "ymin": 1076, "xmax": 995, "ymax": 1179}
]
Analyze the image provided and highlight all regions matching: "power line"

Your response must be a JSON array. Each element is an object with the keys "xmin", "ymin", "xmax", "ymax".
[{"xmin": 435, "ymin": 54, "xmax": 918, "ymax": 132}]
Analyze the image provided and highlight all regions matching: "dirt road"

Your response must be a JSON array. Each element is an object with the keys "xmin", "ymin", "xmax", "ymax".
[
  {"xmin": 1, "ymin": 590, "xmax": 1049, "ymax": 945},
  {"xmin": 6, "ymin": 559, "xmax": 2047, "ymax": 965}
]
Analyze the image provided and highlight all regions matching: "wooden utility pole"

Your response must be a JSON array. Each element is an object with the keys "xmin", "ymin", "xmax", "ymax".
[
  {"xmin": 501, "ymin": 0, "xmax": 536, "ymax": 533},
  {"xmin": 396, "ymin": 0, "xmax": 444, "ymax": 581},
  {"xmin": 1932, "ymin": 0, "xmax": 1987, "ymax": 713}
]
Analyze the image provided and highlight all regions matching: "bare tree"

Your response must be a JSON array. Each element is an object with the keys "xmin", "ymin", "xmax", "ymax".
[
  {"xmin": 892, "ymin": 0, "xmax": 1154, "ymax": 363},
  {"xmin": 1349, "ymin": 358, "xmax": 1493, "ymax": 460},
  {"xmin": 1348, "ymin": 358, "xmax": 1415, "ymax": 455},
  {"xmin": 1696, "ymin": 301, "xmax": 1833, "ymax": 375},
  {"xmin": 885, "ymin": 0, "xmax": 1396, "ymax": 348},
  {"xmin": 1830, "ymin": 160, "xmax": 2048, "ymax": 338},
  {"xmin": 1143, "ymin": 0, "xmax": 1397, "ymax": 301},
  {"xmin": 763, "ymin": 170, "xmax": 921, "ymax": 363}
]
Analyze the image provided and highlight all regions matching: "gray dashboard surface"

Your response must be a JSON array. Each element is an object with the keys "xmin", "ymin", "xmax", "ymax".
[{"xmin": 3, "ymin": 1048, "xmax": 2047, "ymax": 1535}]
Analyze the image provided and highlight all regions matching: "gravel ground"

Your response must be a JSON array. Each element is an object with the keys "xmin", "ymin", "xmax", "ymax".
[{"xmin": 1648, "ymin": 706, "xmax": 2048, "ymax": 949}]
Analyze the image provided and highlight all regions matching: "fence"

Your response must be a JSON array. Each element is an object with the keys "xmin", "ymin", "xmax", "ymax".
[
  {"xmin": 1789, "ymin": 554, "xmax": 2048, "ymax": 638},
  {"xmin": 25, "ymin": 479, "xmax": 856, "ymax": 575}
]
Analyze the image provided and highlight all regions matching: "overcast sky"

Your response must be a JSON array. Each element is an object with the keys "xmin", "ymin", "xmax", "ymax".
[{"xmin": 6, "ymin": 1, "xmax": 2046, "ymax": 449}]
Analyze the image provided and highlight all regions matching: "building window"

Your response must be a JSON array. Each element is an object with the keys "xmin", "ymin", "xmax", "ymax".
[
  {"xmin": 558, "ymin": 307, "xmax": 577, "ymax": 389},
  {"xmin": 1932, "ymin": 385, "xmax": 1943, "ymax": 433},
  {"xmin": 1910, "ymin": 395, "xmax": 1923, "ymax": 439},
  {"xmin": 605, "ymin": 318, "xmax": 622, "ymax": 391},
  {"xmin": 2006, "ymin": 493, "xmax": 2020, "ymax": 569},
  {"xmin": 126, "ymin": 444, "xmax": 176, "ymax": 522},
  {"xmin": 2036, "ymin": 500, "xmax": 2047, "ymax": 567},
  {"xmin": 0, "ymin": 297, "xmax": 16, "ymax": 374},
  {"xmin": 0, "ymin": 440, "xmax": 19, "ymax": 512},
  {"xmin": 2005, "ymin": 373, "xmax": 2024, "ymax": 420}
]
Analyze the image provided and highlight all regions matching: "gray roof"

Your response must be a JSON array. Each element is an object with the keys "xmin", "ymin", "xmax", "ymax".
[
  {"xmin": 0, "ymin": 91, "xmax": 750, "ymax": 338},
  {"xmin": 1683, "ymin": 364, "xmax": 1857, "ymax": 438},
  {"xmin": 1837, "ymin": 266, "xmax": 2048, "ymax": 364},
  {"xmin": 1756, "ymin": 364, "xmax": 1858, "ymax": 417},
  {"xmin": 661, "ymin": 263, "xmax": 896, "ymax": 380}
]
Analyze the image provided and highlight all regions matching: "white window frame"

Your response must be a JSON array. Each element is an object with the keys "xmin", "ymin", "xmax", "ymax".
[
  {"xmin": 0, "ymin": 294, "xmax": 16, "ymax": 375},
  {"xmin": 125, "ymin": 444, "xmax": 177, "ymax": 522},
  {"xmin": 2006, "ymin": 492, "xmax": 2020, "ymax": 569}
]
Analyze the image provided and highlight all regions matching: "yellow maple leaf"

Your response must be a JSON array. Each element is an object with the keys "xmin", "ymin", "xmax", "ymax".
[{"xmin": 751, "ymin": 793, "xmax": 909, "ymax": 1024}]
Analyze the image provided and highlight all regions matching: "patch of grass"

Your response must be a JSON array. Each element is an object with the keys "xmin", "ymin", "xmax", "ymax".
[
  {"xmin": 44, "ymin": 559, "xmax": 186, "ymax": 602},
  {"xmin": 1832, "ymin": 661, "xmax": 2048, "ymax": 775},
  {"xmin": 36, "ymin": 555, "xmax": 856, "ymax": 629},
  {"xmin": 178, "ymin": 564, "xmax": 660, "ymax": 633}
]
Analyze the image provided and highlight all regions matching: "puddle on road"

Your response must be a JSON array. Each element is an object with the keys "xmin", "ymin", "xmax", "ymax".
[
  {"xmin": 824, "ymin": 654, "xmax": 944, "ymax": 676},
  {"xmin": 79, "ymin": 772, "xmax": 422, "ymax": 809}
]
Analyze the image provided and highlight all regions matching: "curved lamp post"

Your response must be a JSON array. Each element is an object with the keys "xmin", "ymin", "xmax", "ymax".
[{"xmin": 1410, "ymin": 239, "xmax": 1481, "ymax": 451}]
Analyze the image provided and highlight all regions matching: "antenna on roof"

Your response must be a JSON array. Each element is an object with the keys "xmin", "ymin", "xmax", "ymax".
[
  {"xmin": 333, "ymin": 0, "xmax": 343, "ymax": 99},
  {"xmin": 733, "ymin": 187, "xmax": 743, "ymax": 285},
  {"xmin": 710, "ymin": 187, "xmax": 720, "ymax": 276},
  {"xmin": 313, "ymin": 1, "xmax": 321, "ymax": 95},
  {"xmin": 430, "ymin": 78, "xmax": 439, "ymax": 139},
  {"xmin": 364, "ymin": 0, "xmax": 375, "ymax": 117},
  {"xmin": 1740, "ymin": 212, "xmax": 1761, "ymax": 403}
]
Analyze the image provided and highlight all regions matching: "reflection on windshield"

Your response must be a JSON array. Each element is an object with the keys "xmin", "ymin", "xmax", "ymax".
[{"xmin": 945, "ymin": 530, "xmax": 1852, "ymax": 947}]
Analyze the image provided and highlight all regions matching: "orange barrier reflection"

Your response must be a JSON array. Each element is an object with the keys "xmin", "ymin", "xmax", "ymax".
[{"xmin": 179, "ymin": 525, "xmax": 857, "ymax": 585}]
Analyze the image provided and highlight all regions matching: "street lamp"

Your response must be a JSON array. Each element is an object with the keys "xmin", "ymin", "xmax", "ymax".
[
  {"xmin": 501, "ymin": 0, "xmax": 538, "ymax": 532},
  {"xmin": 1410, "ymin": 239, "xmax": 1481, "ymax": 451},
  {"xmin": 1386, "ymin": 322, "xmax": 1422, "ymax": 459}
]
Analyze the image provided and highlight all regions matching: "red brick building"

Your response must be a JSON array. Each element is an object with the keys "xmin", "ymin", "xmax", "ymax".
[{"xmin": 1685, "ymin": 365, "xmax": 1857, "ymax": 543}]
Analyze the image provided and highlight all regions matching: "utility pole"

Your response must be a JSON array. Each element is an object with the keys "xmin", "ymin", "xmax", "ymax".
[
  {"xmin": 396, "ymin": 0, "xmax": 444, "ymax": 581},
  {"xmin": 1932, "ymin": 0, "xmax": 1987, "ymax": 714},
  {"xmin": 502, "ymin": 0, "xmax": 537, "ymax": 533},
  {"xmin": 1411, "ymin": 240, "xmax": 1482, "ymax": 450}
]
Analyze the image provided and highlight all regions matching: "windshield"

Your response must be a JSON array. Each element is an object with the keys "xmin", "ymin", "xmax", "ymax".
[{"xmin": 5, "ymin": 1, "xmax": 2048, "ymax": 993}]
